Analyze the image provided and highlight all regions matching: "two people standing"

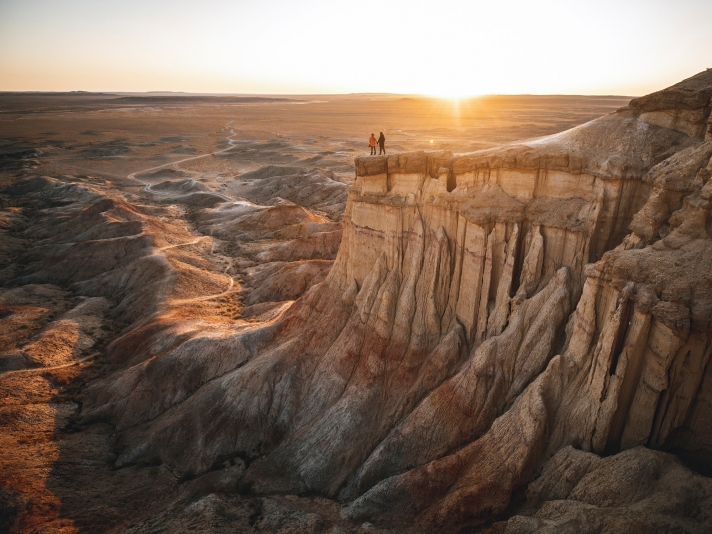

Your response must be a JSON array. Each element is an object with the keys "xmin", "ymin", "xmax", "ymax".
[{"xmin": 368, "ymin": 132, "xmax": 386, "ymax": 155}]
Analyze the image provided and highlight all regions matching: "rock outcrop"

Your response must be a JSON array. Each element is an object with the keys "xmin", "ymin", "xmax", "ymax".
[{"xmin": 490, "ymin": 446, "xmax": 712, "ymax": 533}]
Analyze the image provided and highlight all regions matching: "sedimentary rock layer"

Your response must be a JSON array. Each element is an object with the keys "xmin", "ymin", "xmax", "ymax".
[{"xmin": 24, "ymin": 70, "xmax": 712, "ymax": 532}]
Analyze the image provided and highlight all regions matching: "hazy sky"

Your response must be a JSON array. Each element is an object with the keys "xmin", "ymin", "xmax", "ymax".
[{"xmin": 1, "ymin": 0, "xmax": 710, "ymax": 96}]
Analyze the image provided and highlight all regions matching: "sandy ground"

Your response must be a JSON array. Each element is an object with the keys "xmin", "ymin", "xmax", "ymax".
[{"xmin": 0, "ymin": 92, "xmax": 630, "ymax": 533}]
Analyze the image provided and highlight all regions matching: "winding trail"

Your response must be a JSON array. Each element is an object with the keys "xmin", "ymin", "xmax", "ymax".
[
  {"xmin": 128, "ymin": 122, "xmax": 239, "ymax": 185},
  {"xmin": 170, "ymin": 256, "xmax": 236, "ymax": 305},
  {"xmin": 158, "ymin": 237, "xmax": 206, "ymax": 251},
  {"xmin": 2, "ymin": 353, "xmax": 99, "ymax": 376},
  {"xmin": 4, "ymin": 127, "xmax": 243, "ymax": 377},
  {"xmin": 127, "ymin": 124, "xmax": 240, "ymax": 305}
]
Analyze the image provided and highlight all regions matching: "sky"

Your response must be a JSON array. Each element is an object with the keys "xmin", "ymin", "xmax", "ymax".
[{"xmin": 0, "ymin": 0, "xmax": 711, "ymax": 97}]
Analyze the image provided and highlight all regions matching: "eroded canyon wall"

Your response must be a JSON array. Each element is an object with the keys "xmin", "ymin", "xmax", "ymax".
[{"xmin": 78, "ymin": 70, "xmax": 712, "ymax": 531}]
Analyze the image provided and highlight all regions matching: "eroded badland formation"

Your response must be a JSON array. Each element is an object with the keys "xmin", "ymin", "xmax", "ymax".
[{"xmin": 1, "ymin": 72, "xmax": 712, "ymax": 533}]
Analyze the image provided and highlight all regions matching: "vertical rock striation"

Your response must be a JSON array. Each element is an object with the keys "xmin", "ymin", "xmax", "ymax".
[{"xmin": 84, "ymin": 70, "xmax": 712, "ymax": 531}]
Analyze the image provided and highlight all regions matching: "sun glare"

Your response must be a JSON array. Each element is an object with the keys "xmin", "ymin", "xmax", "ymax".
[
  {"xmin": 418, "ymin": 95, "xmax": 474, "ymax": 124},
  {"xmin": 428, "ymin": 90, "xmax": 481, "ymax": 100},
  {"xmin": 417, "ymin": 74, "xmax": 487, "ymax": 100}
]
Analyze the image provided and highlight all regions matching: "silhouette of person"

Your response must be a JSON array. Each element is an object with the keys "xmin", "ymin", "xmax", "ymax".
[
  {"xmin": 369, "ymin": 133, "xmax": 377, "ymax": 155},
  {"xmin": 378, "ymin": 132, "xmax": 386, "ymax": 155}
]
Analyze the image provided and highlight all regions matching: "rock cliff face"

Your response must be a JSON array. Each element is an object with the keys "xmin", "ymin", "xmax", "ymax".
[{"xmin": 82, "ymin": 70, "xmax": 712, "ymax": 531}]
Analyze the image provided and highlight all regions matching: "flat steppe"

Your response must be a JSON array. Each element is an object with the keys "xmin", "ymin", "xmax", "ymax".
[{"xmin": 0, "ymin": 91, "xmax": 631, "ymax": 182}]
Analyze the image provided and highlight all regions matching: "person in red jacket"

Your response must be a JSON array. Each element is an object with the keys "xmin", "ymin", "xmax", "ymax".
[{"xmin": 369, "ymin": 133, "xmax": 377, "ymax": 155}]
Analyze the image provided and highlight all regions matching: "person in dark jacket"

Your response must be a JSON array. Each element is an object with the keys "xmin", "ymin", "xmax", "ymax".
[{"xmin": 378, "ymin": 132, "xmax": 386, "ymax": 154}]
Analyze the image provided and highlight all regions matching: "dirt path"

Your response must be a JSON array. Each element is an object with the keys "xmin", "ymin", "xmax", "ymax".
[
  {"xmin": 1, "ymin": 353, "xmax": 99, "ymax": 376},
  {"xmin": 123, "ymin": 125, "xmax": 241, "ymax": 305},
  {"xmin": 170, "ymin": 256, "xmax": 236, "ymax": 305},
  {"xmin": 127, "ymin": 122, "xmax": 238, "ymax": 183},
  {"xmin": 126, "ymin": 128, "xmax": 241, "ymax": 306},
  {"xmin": 158, "ymin": 237, "xmax": 206, "ymax": 251}
]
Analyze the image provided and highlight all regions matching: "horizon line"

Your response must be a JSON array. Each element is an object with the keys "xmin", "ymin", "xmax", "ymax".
[{"xmin": 0, "ymin": 90, "xmax": 639, "ymax": 99}]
